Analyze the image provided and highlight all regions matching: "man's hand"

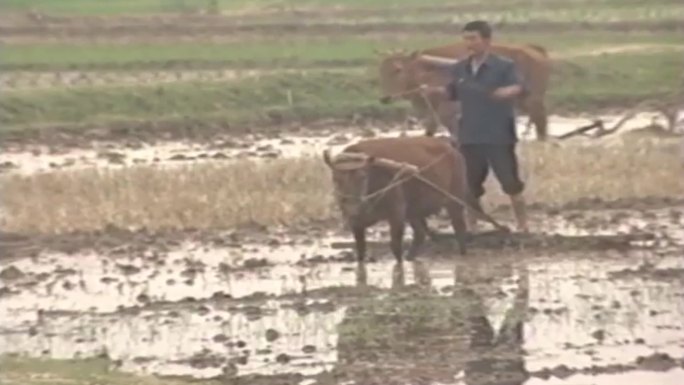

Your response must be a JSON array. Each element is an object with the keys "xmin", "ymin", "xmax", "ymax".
[{"xmin": 418, "ymin": 84, "xmax": 445, "ymax": 96}]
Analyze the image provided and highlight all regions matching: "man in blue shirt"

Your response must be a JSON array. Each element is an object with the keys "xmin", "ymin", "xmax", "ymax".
[{"xmin": 419, "ymin": 20, "xmax": 529, "ymax": 232}]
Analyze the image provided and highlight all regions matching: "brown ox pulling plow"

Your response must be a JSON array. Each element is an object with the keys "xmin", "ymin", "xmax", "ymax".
[
  {"xmin": 323, "ymin": 135, "xmax": 510, "ymax": 263},
  {"xmin": 323, "ymin": 135, "xmax": 664, "ymax": 263}
]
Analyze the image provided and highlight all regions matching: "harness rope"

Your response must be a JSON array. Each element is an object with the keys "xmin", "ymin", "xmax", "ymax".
[
  {"xmin": 385, "ymin": 86, "xmax": 442, "ymax": 132},
  {"xmin": 342, "ymin": 151, "xmax": 509, "ymax": 232}
]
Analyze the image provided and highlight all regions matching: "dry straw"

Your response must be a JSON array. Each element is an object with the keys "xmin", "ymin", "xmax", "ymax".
[{"xmin": 1, "ymin": 137, "xmax": 681, "ymax": 234}]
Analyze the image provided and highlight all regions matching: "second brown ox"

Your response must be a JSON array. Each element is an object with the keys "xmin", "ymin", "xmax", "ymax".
[
  {"xmin": 323, "ymin": 136, "xmax": 468, "ymax": 262},
  {"xmin": 378, "ymin": 42, "xmax": 551, "ymax": 140}
]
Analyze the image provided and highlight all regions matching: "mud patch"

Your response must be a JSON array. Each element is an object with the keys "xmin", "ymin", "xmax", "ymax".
[
  {"xmin": 2, "ymin": 248, "xmax": 683, "ymax": 383},
  {"xmin": 0, "ymin": 207, "xmax": 683, "ymax": 383},
  {"xmin": 609, "ymin": 265, "xmax": 684, "ymax": 282}
]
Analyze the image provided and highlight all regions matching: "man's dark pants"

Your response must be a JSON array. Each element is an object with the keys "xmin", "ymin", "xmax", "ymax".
[{"xmin": 458, "ymin": 143, "xmax": 525, "ymax": 211}]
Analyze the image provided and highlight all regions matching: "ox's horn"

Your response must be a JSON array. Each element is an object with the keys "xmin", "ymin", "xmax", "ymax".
[
  {"xmin": 327, "ymin": 151, "xmax": 370, "ymax": 171},
  {"xmin": 333, "ymin": 151, "xmax": 368, "ymax": 162}
]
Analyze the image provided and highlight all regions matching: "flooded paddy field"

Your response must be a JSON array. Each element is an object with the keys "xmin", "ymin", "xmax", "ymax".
[
  {"xmin": 2, "ymin": 1, "xmax": 683, "ymax": 383},
  {"xmin": 1, "ymin": 205, "xmax": 683, "ymax": 385}
]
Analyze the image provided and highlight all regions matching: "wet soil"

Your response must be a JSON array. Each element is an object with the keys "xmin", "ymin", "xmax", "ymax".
[
  {"xmin": 1, "ymin": 7, "xmax": 683, "ymax": 382},
  {"xmin": 1, "ymin": 205, "xmax": 683, "ymax": 384}
]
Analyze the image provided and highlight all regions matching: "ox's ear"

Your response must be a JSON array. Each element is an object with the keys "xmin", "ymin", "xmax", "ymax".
[{"xmin": 322, "ymin": 149, "xmax": 333, "ymax": 168}]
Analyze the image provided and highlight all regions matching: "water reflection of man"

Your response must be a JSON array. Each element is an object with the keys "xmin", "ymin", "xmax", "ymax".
[
  {"xmin": 456, "ymin": 261, "xmax": 530, "ymax": 385},
  {"xmin": 327, "ymin": 260, "xmax": 529, "ymax": 385}
]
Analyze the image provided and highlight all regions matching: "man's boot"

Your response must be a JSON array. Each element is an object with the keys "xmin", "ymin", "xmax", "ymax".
[{"xmin": 510, "ymin": 193, "xmax": 529, "ymax": 233}]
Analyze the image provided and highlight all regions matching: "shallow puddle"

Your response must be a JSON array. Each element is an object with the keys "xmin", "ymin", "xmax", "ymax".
[
  {"xmin": 0, "ymin": 111, "xmax": 674, "ymax": 175},
  {"xmin": 1, "ymin": 210, "xmax": 683, "ymax": 384}
]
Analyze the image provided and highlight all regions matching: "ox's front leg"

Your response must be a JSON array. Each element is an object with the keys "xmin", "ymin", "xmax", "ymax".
[
  {"xmin": 388, "ymin": 217, "xmax": 405, "ymax": 264},
  {"xmin": 447, "ymin": 204, "xmax": 468, "ymax": 256},
  {"xmin": 387, "ymin": 204, "xmax": 406, "ymax": 263},
  {"xmin": 406, "ymin": 216, "xmax": 428, "ymax": 261},
  {"xmin": 352, "ymin": 225, "xmax": 367, "ymax": 263}
]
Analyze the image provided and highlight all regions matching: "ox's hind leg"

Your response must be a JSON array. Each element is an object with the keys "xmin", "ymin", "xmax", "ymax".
[
  {"xmin": 523, "ymin": 98, "xmax": 548, "ymax": 141},
  {"xmin": 388, "ymin": 218, "xmax": 406, "ymax": 264},
  {"xmin": 352, "ymin": 226, "xmax": 367, "ymax": 263},
  {"xmin": 406, "ymin": 216, "xmax": 428, "ymax": 261},
  {"xmin": 447, "ymin": 203, "xmax": 468, "ymax": 255}
]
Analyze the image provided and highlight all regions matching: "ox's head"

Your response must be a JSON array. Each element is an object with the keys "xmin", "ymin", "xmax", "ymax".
[
  {"xmin": 377, "ymin": 49, "xmax": 421, "ymax": 104},
  {"xmin": 323, "ymin": 149, "xmax": 418, "ymax": 223},
  {"xmin": 323, "ymin": 149, "xmax": 374, "ymax": 220}
]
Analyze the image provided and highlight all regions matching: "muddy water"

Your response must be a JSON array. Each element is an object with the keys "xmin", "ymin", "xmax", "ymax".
[
  {"xmin": 1, "ymin": 210, "xmax": 683, "ymax": 384},
  {"xmin": 0, "ymin": 111, "xmax": 676, "ymax": 175}
]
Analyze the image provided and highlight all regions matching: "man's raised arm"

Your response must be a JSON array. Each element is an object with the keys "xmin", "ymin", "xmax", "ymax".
[{"xmin": 416, "ymin": 54, "xmax": 459, "ymax": 71}]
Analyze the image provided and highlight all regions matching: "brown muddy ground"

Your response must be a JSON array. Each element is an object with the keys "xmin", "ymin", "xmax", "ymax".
[{"xmin": 1, "ymin": 205, "xmax": 683, "ymax": 384}]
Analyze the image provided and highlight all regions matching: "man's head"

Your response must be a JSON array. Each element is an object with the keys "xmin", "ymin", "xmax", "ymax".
[{"xmin": 462, "ymin": 20, "xmax": 492, "ymax": 57}]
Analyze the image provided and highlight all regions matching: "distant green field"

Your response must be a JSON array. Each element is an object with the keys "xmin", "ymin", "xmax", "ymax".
[
  {"xmin": 1, "ymin": 0, "xmax": 681, "ymax": 15},
  {"xmin": 0, "ymin": 0, "xmax": 210, "ymax": 14},
  {"xmin": 0, "ymin": 71, "xmax": 395, "ymax": 133},
  {"xmin": 3, "ymin": 32, "xmax": 682, "ymax": 71},
  {"xmin": 1, "ymin": 50, "xmax": 680, "ymax": 134},
  {"xmin": 1, "ymin": 38, "xmax": 427, "ymax": 70},
  {"xmin": 0, "ymin": 0, "xmax": 413, "ymax": 14}
]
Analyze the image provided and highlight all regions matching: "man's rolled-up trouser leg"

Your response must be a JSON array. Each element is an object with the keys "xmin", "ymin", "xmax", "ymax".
[
  {"xmin": 488, "ymin": 144, "xmax": 528, "ymax": 231},
  {"xmin": 487, "ymin": 144, "xmax": 524, "ymax": 196}
]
